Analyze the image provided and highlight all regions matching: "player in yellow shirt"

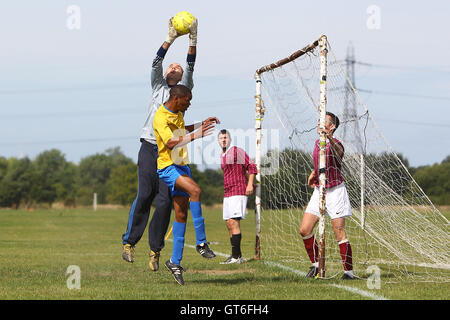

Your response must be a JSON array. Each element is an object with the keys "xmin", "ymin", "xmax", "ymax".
[{"xmin": 153, "ymin": 84, "xmax": 220, "ymax": 285}]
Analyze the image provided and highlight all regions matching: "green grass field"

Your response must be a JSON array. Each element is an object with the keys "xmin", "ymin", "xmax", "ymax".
[{"xmin": 0, "ymin": 207, "xmax": 448, "ymax": 300}]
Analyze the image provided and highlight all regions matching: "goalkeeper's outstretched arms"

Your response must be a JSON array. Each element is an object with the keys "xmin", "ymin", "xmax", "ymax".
[
  {"xmin": 151, "ymin": 17, "xmax": 185, "ymax": 90},
  {"xmin": 182, "ymin": 18, "xmax": 197, "ymax": 91}
]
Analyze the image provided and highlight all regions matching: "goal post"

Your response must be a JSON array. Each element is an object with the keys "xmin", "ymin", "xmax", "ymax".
[
  {"xmin": 317, "ymin": 35, "xmax": 328, "ymax": 278},
  {"xmin": 254, "ymin": 72, "xmax": 263, "ymax": 260},
  {"xmin": 254, "ymin": 36, "xmax": 323, "ymax": 262},
  {"xmin": 253, "ymin": 35, "xmax": 450, "ymax": 283}
]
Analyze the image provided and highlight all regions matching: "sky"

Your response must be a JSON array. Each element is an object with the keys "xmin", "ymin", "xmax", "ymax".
[{"xmin": 0, "ymin": 0, "xmax": 449, "ymax": 168}]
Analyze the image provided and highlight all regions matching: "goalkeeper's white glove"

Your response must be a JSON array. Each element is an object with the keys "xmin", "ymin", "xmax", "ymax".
[
  {"xmin": 165, "ymin": 18, "xmax": 181, "ymax": 44},
  {"xmin": 189, "ymin": 18, "xmax": 198, "ymax": 47}
]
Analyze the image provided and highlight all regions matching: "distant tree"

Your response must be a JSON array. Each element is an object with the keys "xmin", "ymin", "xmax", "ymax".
[
  {"xmin": 364, "ymin": 152, "xmax": 413, "ymax": 197},
  {"xmin": 105, "ymin": 147, "xmax": 133, "ymax": 168},
  {"xmin": 0, "ymin": 157, "xmax": 34, "ymax": 208},
  {"xmin": 58, "ymin": 162, "xmax": 78, "ymax": 207},
  {"xmin": 77, "ymin": 153, "xmax": 110, "ymax": 204},
  {"xmin": 30, "ymin": 149, "xmax": 69, "ymax": 206},
  {"xmin": 107, "ymin": 163, "xmax": 137, "ymax": 205},
  {"xmin": 201, "ymin": 168, "xmax": 224, "ymax": 188},
  {"xmin": 77, "ymin": 147, "xmax": 134, "ymax": 205},
  {"xmin": 190, "ymin": 165, "xmax": 224, "ymax": 205},
  {"xmin": 189, "ymin": 163, "xmax": 202, "ymax": 183},
  {"xmin": 413, "ymin": 161, "xmax": 450, "ymax": 205},
  {"xmin": 0, "ymin": 157, "xmax": 8, "ymax": 179},
  {"xmin": 261, "ymin": 149, "xmax": 312, "ymax": 209}
]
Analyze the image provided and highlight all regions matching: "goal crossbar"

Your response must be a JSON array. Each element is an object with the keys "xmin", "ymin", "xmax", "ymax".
[{"xmin": 255, "ymin": 37, "xmax": 321, "ymax": 75}]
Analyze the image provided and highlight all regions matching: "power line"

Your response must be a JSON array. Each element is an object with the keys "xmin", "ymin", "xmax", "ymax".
[
  {"xmin": 0, "ymin": 136, "xmax": 138, "ymax": 146},
  {"xmin": 1, "ymin": 116, "xmax": 447, "ymax": 148},
  {"xmin": 375, "ymin": 118, "xmax": 450, "ymax": 128},
  {"xmin": 334, "ymin": 60, "xmax": 450, "ymax": 73},
  {"xmin": 333, "ymin": 56, "xmax": 450, "ymax": 100},
  {"xmin": 0, "ymin": 98, "xmax": 253, "ymax": 120},
  {"xmin": 0, "ymin": 82, "xmax": 147, "ymax": 95},
  {"xmin": 329, "ymin": 86, "xmax": 450, "ymax": 101},
  {"xmin": 360, "ymin": 89, "xmax": 450, "ymax": 101},
  {"xmin": 355, "ymin": 61, "xmax": 450, "ymax": 73}
]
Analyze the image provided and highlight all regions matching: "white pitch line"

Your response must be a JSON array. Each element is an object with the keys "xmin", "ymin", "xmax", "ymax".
[
  {"xmin": 263, "ymin": 261, "xmax": 388, "ymax": 300},
  {"xmin": 178, "ymin": 240, "xmax": 389, "ymax": 300},
  {"xmin": 329, "ymin": 284, "xmax": 389, "ymax": 300}
]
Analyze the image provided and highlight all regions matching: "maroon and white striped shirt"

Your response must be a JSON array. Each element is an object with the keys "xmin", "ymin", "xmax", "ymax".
[
  {"xmin": 221, "ymin": 146, "xmax": 258, "ymax": 198},
  {"xmin": 313, "ymin": 138, "xmax": 344, "ymax": 189}
]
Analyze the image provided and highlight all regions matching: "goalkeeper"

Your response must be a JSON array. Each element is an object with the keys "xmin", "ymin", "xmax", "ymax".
[
  {"xmin": 299, "ymin": 112, "xmax": 354, "ymax": 280},
  {"xmin": 121, "ymin": 17, "xmax": 201, "ymax": 271}
]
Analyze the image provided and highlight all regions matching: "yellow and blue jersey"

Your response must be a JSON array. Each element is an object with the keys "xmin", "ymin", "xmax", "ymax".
[{"xmin": 153, "ymin": 104, "xmax": 190, "ymax": 170}]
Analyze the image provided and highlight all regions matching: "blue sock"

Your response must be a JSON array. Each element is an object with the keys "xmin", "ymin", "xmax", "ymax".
[
  {"xmin": 190, "ymin": 201, "xmax": 206, "ymax": 245},
  {"xmin": 171, "ymin": 221, "xmax": 186, "ymax": 265}
]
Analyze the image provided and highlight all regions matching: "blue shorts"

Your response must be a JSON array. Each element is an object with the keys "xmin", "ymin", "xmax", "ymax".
[{"xmin": 157, "ymin": 164, "xmax": 191, "ymax": 198}]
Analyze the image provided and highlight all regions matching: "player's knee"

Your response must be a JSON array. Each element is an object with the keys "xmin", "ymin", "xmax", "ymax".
[
  {"xmin": 155, "ymin": 196, "xmax": 172, "ymax": 211},
  {"xmin": 226, "ymin": 218, "xmax": 237, "ymax": 230},
  {"xmin": 137, "ymin": 185, "xmax": 156, "ymax": 201},
  {"xmin": 175, "ymin": 211, "xmax": 188, "ymax": 223},
  {"xmin": 299, "ymin": 226, "xmax": 311, "ymax": 238},
  {"xmin": 189, "ymin": 185, "xmax": 201, "ymax": 200}
]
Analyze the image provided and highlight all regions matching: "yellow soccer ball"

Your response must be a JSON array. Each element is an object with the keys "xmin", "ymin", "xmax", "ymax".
[{"xmin": 172, "ymin": 11, "xmax": 195, "ymax": 35}]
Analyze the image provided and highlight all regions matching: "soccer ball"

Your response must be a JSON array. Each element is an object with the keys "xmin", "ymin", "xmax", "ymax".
[{"xmin": 172, "ymin": 11, "xmax": 195, "ymax": 35}]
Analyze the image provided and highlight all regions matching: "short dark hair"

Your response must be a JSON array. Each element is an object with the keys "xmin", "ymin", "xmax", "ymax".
[
  {"xmin": 326, "ymin": 112, "xmax": 340, "ymax": 131},
  {"xmin": 218, "ymin": 129, "xmax": 230, "ymax": 138},
  {"xmin": 169, "ymin": 85, "xmax": 191, "ymax": 99}
]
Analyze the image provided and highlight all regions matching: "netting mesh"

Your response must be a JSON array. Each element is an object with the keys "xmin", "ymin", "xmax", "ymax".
[{"xmin": 257, "ymin": 38, "xmax": 450, "ymax": 282}]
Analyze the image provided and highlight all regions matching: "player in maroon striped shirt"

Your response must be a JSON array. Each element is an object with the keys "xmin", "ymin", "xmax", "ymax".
[
  {"xmin": 299, "ymin": 112, "xmax": 354, "ymax": 280},
  {"xmin": 218, "ymin": 129, "xmax": 257, "ymax": 264}
]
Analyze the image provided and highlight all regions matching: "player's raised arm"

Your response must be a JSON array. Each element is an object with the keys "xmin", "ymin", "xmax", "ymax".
[
  {"xmin": 165, "ymin": 17, "xmax": 182, "ymax": 47},
  {"xmin": 167, "ymin": 121, "xmax": 216, "ymax": 149},
  {"xmin": 151, "ymin": 18, "xmax": 184, "ymax": 89},
  {"xmin": 185, "ymin": 117, "xmax": 220, "ymax": 133},
  {"xmin": 319, "ymin": 128, "xmax": 344, "ymax": 159},
  {"xmin": 181, "ymin": 18, "xmax": 197, "ymax": 90}
]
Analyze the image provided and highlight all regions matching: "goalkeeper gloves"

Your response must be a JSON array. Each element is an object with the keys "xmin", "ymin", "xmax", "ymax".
[
  {"xmin": 189, "ymin": 18, "xmax": 198, "ymax": 47},
  {"xmin": 165, "ymin": 18, "xmax": 181, "ymax": 44}
]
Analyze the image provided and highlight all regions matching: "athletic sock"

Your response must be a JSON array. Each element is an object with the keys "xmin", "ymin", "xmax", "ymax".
[
  {"xmin": 230, "ymin": 233, "xmax": 242, "ymax": 258},
  {"xmin": 302, "ymin": 234, "xmax": 318, "ymax": 264},
  {"xmin": 171, "ymin": 221, "xmax": 186, "ymax": 266},
  {"xmin": 190, "ymin": 201, "xmax": 206, "ymax": 245},
  {"xmin": 339, "ymin": 239, "xmax": 353, "ymax": 271}
]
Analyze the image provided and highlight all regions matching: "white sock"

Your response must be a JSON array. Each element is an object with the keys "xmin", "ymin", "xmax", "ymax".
[{"xmin": 312, "ymin": 262, "xmax": 319, "ymax": 268}]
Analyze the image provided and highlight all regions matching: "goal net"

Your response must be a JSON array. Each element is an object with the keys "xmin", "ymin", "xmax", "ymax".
[{"xmin": 254, "ymin": 35, "xmax": 450, "ymax": 282}]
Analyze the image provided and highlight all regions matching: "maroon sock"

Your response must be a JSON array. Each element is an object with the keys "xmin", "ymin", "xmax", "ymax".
[
  {"xmin": 339, "ymin": 241, "xmax": 353, "ymax": 271},
  {"xmin": 303, "ymin": 235, "xmax": 318, "ymax": 264}
]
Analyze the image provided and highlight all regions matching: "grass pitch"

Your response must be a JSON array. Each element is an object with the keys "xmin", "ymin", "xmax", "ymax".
[{"xmin": 0, "ymin": 207, "xmax": 448, "ymax": 300}]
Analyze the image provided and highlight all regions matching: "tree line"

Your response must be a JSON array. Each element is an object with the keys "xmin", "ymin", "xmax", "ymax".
[
  {"xmin": 0, "ymin": 147, "xmax": 223, "ymax": 209},
  {"xmin": 260, "ymin": 150, "xmax": 449, "ymax": 208},
  {"xmin": 0, "ymin": 147, "xmax": 448, "ymax": 209}
]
